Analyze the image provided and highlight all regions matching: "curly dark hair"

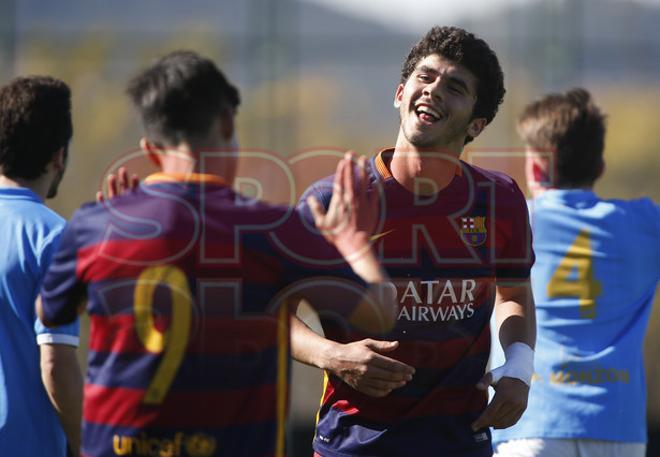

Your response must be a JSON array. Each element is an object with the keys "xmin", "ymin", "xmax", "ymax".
[
  {"xmin": 127, "ymin": 50, "xmax": 240, "ymax": 146},
  {"xmin": 401, "ymin": 26, "xmax": 505, "ymax": 142},
  {"xmin": 518, "ymin": 88, "xmax": 606, "ymax": 188},
  {"xmin": 0, "ymin": 76, "xmax": 72, "ymax": 180}
]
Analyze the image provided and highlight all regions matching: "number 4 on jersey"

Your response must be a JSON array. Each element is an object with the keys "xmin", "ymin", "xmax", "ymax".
[{"xmin": 547, "ymin": 229, "xmax": 602, "ymax": 319}]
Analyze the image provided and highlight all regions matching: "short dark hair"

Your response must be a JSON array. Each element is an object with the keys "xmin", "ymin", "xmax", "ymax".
[
  {"xmin": 0, "ymin": 76, "xmax": 72, "ymax": 180},
  {"xmin": 518, "ymin": 88, "xmax": 606, "ymax": 188},
  {"xmin": 127, "ymin": 50, "xmax": 240, "ymax": 146},
  {"xmin": 400, "ymin": 26, "xmax": 505, "ymax": 143}
]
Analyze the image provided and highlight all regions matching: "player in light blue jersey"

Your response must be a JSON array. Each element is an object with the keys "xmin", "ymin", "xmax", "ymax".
[
  {"xmin": 0, "ymin": 77, "xmax": 82, "ymax": 456},
  {"xmin": 492, "ymin": 88, "xmax": 659, "ymax": 457}
]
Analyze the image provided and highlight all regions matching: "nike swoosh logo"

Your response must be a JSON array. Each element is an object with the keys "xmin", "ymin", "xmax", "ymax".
[{"xmin": 370, "ymin": 229, "xmax": 395, "ymax": 241}]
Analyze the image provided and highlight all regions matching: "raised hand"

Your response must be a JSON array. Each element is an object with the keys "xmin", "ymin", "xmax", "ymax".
[
  {"xmin": 307, "ymin": 152, "xmax": 378, "ymax": 261},
  {"xmin": 96, "ymin": 166, "xmax": 139, "ymax": 202}
]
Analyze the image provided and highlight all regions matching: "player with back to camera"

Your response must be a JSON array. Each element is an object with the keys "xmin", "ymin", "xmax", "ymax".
[
  {"xmin": 0, "ymin": 76, "xmax": 82, "ymax": 456},
  {"xmin": 492, "ymin": 88, "xmax": 658, "ymax": 457},
  {"xmin": 37, "ymin": 50, "xmax": 397, "ymax": 457}
]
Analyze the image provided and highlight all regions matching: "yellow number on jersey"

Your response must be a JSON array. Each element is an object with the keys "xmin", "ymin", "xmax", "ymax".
[
  {"xmin": 547, "ymin": 229, "xmax": 602, "ymax": 318},
  {"xmin": 133, "ymin": 265, "xmax": 192, "ymax": 404}
]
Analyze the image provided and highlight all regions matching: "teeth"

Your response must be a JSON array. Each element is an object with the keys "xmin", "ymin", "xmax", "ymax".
[{"xmin": 416, "ymin": 105, "xmax": 441, "ymax": 120}]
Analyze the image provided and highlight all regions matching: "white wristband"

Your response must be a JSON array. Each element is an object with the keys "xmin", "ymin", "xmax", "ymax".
[{"xmin": 490, "ymin": 342, "xmax": 535, "ymax": 386}]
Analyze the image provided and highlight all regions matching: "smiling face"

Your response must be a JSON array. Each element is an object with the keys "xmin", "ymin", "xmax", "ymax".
[{"xmin": 394, "ymin": 54, "xmax": 486, "ymax": 152}]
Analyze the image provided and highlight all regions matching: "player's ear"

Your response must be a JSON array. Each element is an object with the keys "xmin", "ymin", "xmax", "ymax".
[
  {"xmin": 596, "ymin": 158, "xmax": 605, "ymax": 180},
  {"xmin": 219, "ymin": 109, "xmax": 235, "ymax": 142},
  {"xmin": 466, "ymin": 117, "xmax": 487, "ymax": 139},
  {"xmin": 393, "ymin": 84, "xmax": 404, "ymax": 109},
  {"xmin": 52, "ymin": 146, "xmax": 67, "ymax": 171},
  {"xmin": 140, "ymin": 138, "xmax": 161, "ymax": 168}
]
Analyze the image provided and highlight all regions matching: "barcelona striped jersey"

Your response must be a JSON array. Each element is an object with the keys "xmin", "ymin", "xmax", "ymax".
[
  {"xmin": 299, "ymin": 149, "xmax": 534, "ymax": 457},
  {"xmin": 40, "ymin": 172, "xmax": 359, "ymax": 457}
]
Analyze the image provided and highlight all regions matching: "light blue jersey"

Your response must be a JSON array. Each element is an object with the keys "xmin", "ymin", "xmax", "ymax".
[
  {"xmin": 492, "ymin": 189, "xmax": 659, "ymax": 444},
  {"xmin": 0, "ymin": 187, "xmax": 79, "ymax": 455}
]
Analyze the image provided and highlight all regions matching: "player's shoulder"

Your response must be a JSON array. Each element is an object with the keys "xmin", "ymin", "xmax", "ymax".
[
  {"xmin": 461, "ymin": 161, "xmax": 527, "ymax": 213},
  {"xmin": 34, "ymin": 201, "xmax": 66, "ymax": 225},
  {"xmin": 606, "ymin": 196, "xmax": 657, "ymax": 214},
  {"xmin": 299, "ymin": 173, "xmax": 336, "ymax": 208},
  {"xmin": 300, "ymin": 156, "xmax": 383, "ymax": 206},
  {"xmin": 230, "ymin": 193, "xmax": 298, "ymax": 230},
  {"xmin": 70, "ymin": 198, "xmax": 113, "ymax": 224},
  {"xmin": 8, "ymin": 197, "xmax": 67, "ymax": 253},
  {"xmin": 76, "ymin": 199, "xmax": 103, "ymax": 214},
  {"xmin": 461, "ymin": 161, "xmax": 522, "ymax": 192},
  {"xmin": 5, "ymin": 191, "xmax": 67, "ymax": 230},
  {"xmin": 303, "ymin": 174, "xmax": 335, "ymax": 195},
  {"xmin": 603, "ymin": 196, "xmax": 659, "ymax": 226},
  {"xmin": 73, "ymin": 183, "xmax": 195, "ymax": 218},
  {"xmin": 65, "ymin": 188, "xmax": 163, "ymax": 246}
]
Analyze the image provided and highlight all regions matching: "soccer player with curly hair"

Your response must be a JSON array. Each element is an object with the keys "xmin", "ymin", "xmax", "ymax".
[{"xmin": 293, "ymin": 26, "xmax": 536, "ymax": 457}]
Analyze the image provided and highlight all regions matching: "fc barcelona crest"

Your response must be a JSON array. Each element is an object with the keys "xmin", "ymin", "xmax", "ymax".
[{"xmin": 460, "ymin": 216, "xmax": 487, "ymax": 246}]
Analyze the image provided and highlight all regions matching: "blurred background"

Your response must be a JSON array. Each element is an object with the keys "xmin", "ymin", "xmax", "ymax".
[{"xmin": 1, "ymin": 0, "xmax": 658, "ymax": 454}]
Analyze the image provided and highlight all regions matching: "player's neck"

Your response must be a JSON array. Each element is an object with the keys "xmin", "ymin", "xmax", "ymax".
[
  {"xmin": 158, "ymin": 144, "xmax": 237, "ymax": 184},
  {"xmin": 391, "ymin": 135, "xmax": 461, "ymax": 195},
  {"xmin": 0, "ymin": 174, "xmax": 51, "ymax": 200},
  {"xmin": 532, "ymin": 185, "xmax": 594, "ymax": 199}
]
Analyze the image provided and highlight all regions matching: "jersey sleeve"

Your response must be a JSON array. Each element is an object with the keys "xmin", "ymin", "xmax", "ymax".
[
  {"xmin": 299, "ymin": 177, "xmax": 334, "ymax": 214},
  {"xmin": 35, "ymin": 220, "xmax": 81, "ymax": 345},
  {"xmin": 633, "ymin": 197, "xmax": 660, "ymax": 282},
  {"xmin": 646, "ymin": 199, "xmax": 660, "ymax": 278},
  {"xmin": 254, "ymin": 179, "xmax": 367, "ymax": 321},
  {"xmin": 495, "ymin": 180, "xmax": 535, "ymax": 283},
  {"xmin": 275, "ymin": 177, "xmax": 350, "ymax": 276},
  {"xmin": 40, "ymin": 211, "xmax": 87, "ymax": 326},
  {"xmin": 34, "ymin": 318, "xmax": 79, "ymax": 346}
]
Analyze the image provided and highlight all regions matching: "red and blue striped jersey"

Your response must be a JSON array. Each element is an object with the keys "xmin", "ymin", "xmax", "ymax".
[
  {"xmin": 299, "ymin": 150, "xmax": 534, "ymax": 457},
  {"xmin": 40, "ymin": 172, "xmax": 350, "ymax": 457}
]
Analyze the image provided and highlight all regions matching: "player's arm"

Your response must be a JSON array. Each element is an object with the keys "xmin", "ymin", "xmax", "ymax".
[
  {"xmin": 494, "ymin": 281, "xmax": 536, "ymax": 349},
  {"xmin": 472, "ymin": 280, "xmax": 535, "ymax": 431},
  {"xmin": 292, "ymin": 153, "xmax": 414, "ymax": 396},
  {"xmin": 33, "ymin": 213, "xmax": 84, "ymax": 455},
  {"xmin": 37, "ymin": 292, "xmax": 86, "ymax": 328},
  {"xmin": 40, "ymin": 342, "xmax": 83, "ymax": 457},
  {"xmin": 38, "ymin": 214, "xmax": 88, "ymax": 327},
  {"xmin": 291, "ymin": 315, "xmax": 414, "ymax": 397}
]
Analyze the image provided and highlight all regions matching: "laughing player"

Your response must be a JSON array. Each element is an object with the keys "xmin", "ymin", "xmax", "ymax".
[{"xmin": 292, "ymin": 26, "xmax": 536, "ymax": 457}]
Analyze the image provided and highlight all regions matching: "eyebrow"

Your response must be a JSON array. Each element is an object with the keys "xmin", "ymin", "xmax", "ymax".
[
  {"xmin": 418, "ymin": 65, "xmax": 438, "ymax": 76},
  {"xmin": 417, "ymin": 65, "xmax": 471, "ymax": 93}
]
